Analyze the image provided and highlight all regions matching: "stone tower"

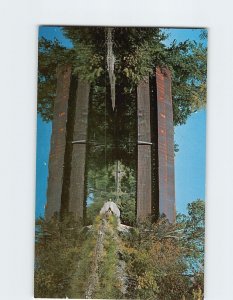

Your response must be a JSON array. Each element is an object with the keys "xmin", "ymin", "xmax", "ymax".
[
  {"xmin": 137, "ymin": 67, "xmax": 176, "ymax": 222},
  {"xmin": 45, "ymin": 65, "xmax": 175, "ymax": 223},
  {"xmin": 45, "ymin": 65, "xmax": 90, "ymax": 220}
]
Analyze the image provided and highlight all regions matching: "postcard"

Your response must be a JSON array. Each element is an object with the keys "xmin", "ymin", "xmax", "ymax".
[{"xmin": 35, "ymin": 26, "xmax": 207, "ymax": 299}]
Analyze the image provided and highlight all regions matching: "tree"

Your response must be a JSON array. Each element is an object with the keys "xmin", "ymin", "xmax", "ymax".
[
  {"xmin": 34, "ymin": 214, "xmax": 83, "ymax": 298},
  {"xmin": 122, "ymin": 199, "xmax": 205, "ymax": 299},
  {"xmin": 38, "ymin": 27, "xmax": 207, "ymax": 126},
  {"xmin": 34, "ymin": 200, "xmax": 205, "ymax": 299},
  {"xmin": 177, "ymin": 199, "xmax": 205, "ymax": 284},
  {"xmin": 37, "ymin": 37, "xmax": 75, "ymax": 122}
]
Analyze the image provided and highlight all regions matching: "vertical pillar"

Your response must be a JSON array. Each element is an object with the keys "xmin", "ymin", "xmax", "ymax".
[
  {"xmin": 45, "ymin": 65, "xmax": 72, "ymax": 219},
  {"xmin": 69, "ymin": 79, "xmax": 90, "ymax": 219},
  {"xmin": 155, "ymin": 67, "xmax": 176, "ymax": 222},
  {"xmin": 137, "ymin": 76, "xmax": 152, "ymax": 219}
]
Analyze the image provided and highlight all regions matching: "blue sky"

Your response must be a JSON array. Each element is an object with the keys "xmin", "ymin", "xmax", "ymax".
[
  {"xmin": 35, "ymin": 26, "xmax": 206, "ymax": 218},
  {"xmin": 175, "ymin": 109, "xmax": 206, "ymax": 213}
]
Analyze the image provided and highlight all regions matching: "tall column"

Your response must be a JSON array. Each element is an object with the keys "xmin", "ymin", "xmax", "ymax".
[
  {"xmin": 45, "ymin": 65, "xmax": 72, "ymax": 219},
  {"xmin": 68, "ymin": 79, "xmax": 90, "ymax": 219},
  {"xmin": 137, "ymin": 76, "xmax": 152, "ymax": 219},
  {"xmin": 155, "ymin": 67, "xmax": 176, "ymax": 223}
]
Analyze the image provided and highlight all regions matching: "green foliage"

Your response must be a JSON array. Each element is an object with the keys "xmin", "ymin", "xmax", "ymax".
[
  {"xmin": 34, "ymin": 214, "xmax": 83, "ymax": 298},
  {"xmin": 34, "ymin": 200, "xmax": 205, "ymax": 299},
  {"xmin": 166, "ymin": 40, "xmax": 207, "ymax": 125},
  {"xmin": 121, "ymin": 199, "xmax": 205, "ymax": 299},
  {"xmin": 122, "ymin": 217, "xmax": 189, "ymax": 299},
  {"xmin": 95, "ymin": 216, "xmax": 122, "ymax": 299},
  {"xmin": 37, "ymin": 37, "xmax": 75, "ymax": 122},
  {"xmin": 68, "ymin": 219, "xmax": 99, "ymax": 298},
  {"xmin": 86, "ymin": 165, "xmax": 117, "ymax": 224},
  {"xmin": 86, "ymin": 163, "xmax": 136, "ymax": 225},
  {"xmin": 69, "ymin": 215, "xmax": 123, "ymax": 299},
  {"xmin": 63, "ymin": 27, "xmax": 106, "ymax": 82},
  {"xmin": 38, "ymin": 27, "xmax": 207, "ymax": 127},
  {"xmin": 118, "ymin": 197, "xmax": 136, "ymax": 226},
  {"xmin": 62, "ymin": 27, "xmax": 164, "ymax": 85},
  {"xmin": 177, "ymin": 199, "xmax": 205, "ymax": 275}
]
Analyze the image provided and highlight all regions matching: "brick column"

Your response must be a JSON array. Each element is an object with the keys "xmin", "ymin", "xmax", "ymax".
[
  {"xmin": 68, "ymin": 79, "xmax": 90, "ymax": 220},
  {"xmin": 155, "ymin": 67, "xmax": 176, "ymax": 223},
  {"xmin": 137, "ymin": 76, "xmax": 152, "ymax": 219},
  {"xmin": 45, "ymin": 65, "xmax": 72, "ymax": 219}
]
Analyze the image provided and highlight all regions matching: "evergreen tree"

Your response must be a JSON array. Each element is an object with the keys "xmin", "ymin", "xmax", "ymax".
[{"xmin": 38, "ymin": 27, "xmax": 207, "ymax": 126}]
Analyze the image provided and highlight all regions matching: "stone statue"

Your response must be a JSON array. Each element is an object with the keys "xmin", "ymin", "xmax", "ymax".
[{"xmin": 100, "ymin": 200, "xmax": 121, "ymax": 223}]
